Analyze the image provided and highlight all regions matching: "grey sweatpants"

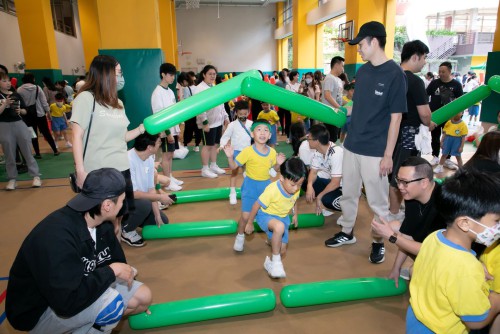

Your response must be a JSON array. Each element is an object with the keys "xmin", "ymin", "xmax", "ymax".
[{"xmin": 0, "ymin": 121, "xmax": 39, "ymax": 180}]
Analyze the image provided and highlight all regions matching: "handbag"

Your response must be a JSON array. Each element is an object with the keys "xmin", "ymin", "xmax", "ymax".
[{"xmin": 69, "ymin": 98, "xmax": 96, "ymax": 193}]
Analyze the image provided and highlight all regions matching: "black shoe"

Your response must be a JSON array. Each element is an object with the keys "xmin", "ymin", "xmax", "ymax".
[
  {"xmin": 54, "ymin": 151, "xmax": 60, "ymax": 156},
  {"xmin": 34, "ymin": 154, "xmax": 42, "ymax": 159},
  {"xmin": 325, "ymin": 232, "xmax": 357, "ymax": 248},
  {"xmin": 16, "ymin": 164, "xmax": 28, "ymax": 174},
  {"xmin": 369, "ymin": 242, "xmax": 385, "ymax": 264}
]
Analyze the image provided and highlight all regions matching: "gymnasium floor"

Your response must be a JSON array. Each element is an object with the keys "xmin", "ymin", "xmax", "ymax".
[{"xmin": 0, "ymin": 133, "xmax": 473, "ymax": 334}]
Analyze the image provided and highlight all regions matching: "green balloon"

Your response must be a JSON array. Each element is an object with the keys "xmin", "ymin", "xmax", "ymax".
[
  {"xmin": 144, "ymin": 70, "xmax": 261, "ymax": 134},
  {"xmin": 172, "ymin": 187, "xmax": 241, "ymax": 204},
  {"xmin": 241, "ymin": 77, "xmax": 347, "ymax": 127},
  {"xmin": 253, "ymin": 213, "xmax": 324, "ymax": 232},
  {"xmin": 431, "ymin": 85, "xmax": 491, "ymax": 125},
  {"xmin": 129, "ymin": 289, "xmax": 276, "ymax": 329},
  {"xmin": 280, "ymin": 277, "xmax": 407, "ymax": 308},
  {"xmin": 142, "ymin": 220, "xmax": 238, "ymax": 239},
  {"xmin": 487, "ymin": 75, "xmax": 500, "ymax": 93},
  {"xmin": 433, "ymin": 177, "xmax": 445, "ymax": 185}
]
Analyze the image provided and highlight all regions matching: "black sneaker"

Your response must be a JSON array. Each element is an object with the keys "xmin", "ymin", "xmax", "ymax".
[
  {"xmin": 121, "ymin": 230, "xmax": 145, "ymax": 247},
  {"xmin": 325, "ymin": 232, "xmax": 357, "ymax": 248},
  {"xmin": 369, "ymin": 242, "xmax": 385, "ymax": 264}
]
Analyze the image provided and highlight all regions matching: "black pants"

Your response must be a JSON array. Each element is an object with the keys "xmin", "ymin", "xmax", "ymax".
[
  {"xmin": 431, "ymin": 123, "xmax": 451, "ymax": 159},
  {"xmin": 283, "ymin": 109, "xmax": 291, "ymax": 138},
  {"xmin": 122, "ymin": 199, "xmax": 169, "ymax": 232},
  {"xmin": 183, "ymin": 117, "xmax": 202, "ymax": 146},
  {"xmin": 312, "ymin": 177, "xmax": 343, "ymax": 211},
  {"xmin": 277, "ymin": 108, "xmax": 286, "ymax": 135},
  {"xmin": 32, "ymin": 115, "xmax": 58, "ymax": 155}
]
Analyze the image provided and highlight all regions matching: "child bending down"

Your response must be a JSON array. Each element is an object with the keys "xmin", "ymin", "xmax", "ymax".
[{"xmin": 247, "ymin": 158, "xmax": 307, "ymax": 279}]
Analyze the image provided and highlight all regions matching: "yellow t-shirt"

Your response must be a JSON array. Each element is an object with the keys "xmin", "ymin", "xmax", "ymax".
[
  {"xmin": 257, "ymin": 110, "xmax": 280, "ymax": 125},
  {"xmin": 410, "ymin": 230, "xmax": 491, "ymax": 333},
  {"xmin": 235, "ymin": 145, "xmax": 276, "ymax": 181},
  {"xmin": 258, "ymin": 180, "xmax": 300, "ymax": 217},
  {"xmin": 480, "ymin": 241, "xmax": 500, "ymax": 293},
  {"xmin": 49, "ymin": 103, "xmax": 71, "ymax": 118},
  {"xmin": 443, "ymin": 120, "xmax": 468, "ymax": 137}
]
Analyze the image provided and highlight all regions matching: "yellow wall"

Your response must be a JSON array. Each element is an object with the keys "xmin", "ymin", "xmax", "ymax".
[
  {"xmin": 292, "ymin": 0, "xmax": 317, "ymax": 69},
  {"xmin": 471, "ymin": 55, "xmax": 488, "ymax": 67},
  {"xmin": 494, "ymin": 0, "xmax": 500, "ymax": 52},
  {"xmin": 79, "ymin": 0, "xmax": 101, "ymax": 70},
  {"xmin": 159, "ymin": 0, "xmax": 178, "ymax": 66}
]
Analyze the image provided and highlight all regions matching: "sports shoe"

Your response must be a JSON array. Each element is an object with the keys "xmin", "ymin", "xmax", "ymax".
[
  {"xmin": 32, "ymin": 177, "xmax": 42, "ymax": 188},
  {"xmin": 229, "ymin": 191, "xmax": 237, "ymax": 205},
  {"xmin": 54, "ymin": 151, "xmax": 60, "ymax": 156},
  {"xmin": 264, "ymin": 256, "xmax": 286, "ymax": 278},
  {"xmin": 322, "ymin": 209, "xmax": 334, "ymax": 217},
  {"xmin": 170, "ymin": 175, "xmax": 184, "ymax": 185},
  {"xmin": 121, "ymin": 230, "xmax": 145, "ymax": 247},
  {"xmin": 325, "ymin": 232, "xmax": 357, "ymax": 247},
  {"xmin": 193, "ymin": 146, "xmax": 200, "ymax": 152},
  {"xmin": 369, "ymin": 242, "xmax": 385, "ymax": 264},
  {"xmin": 65, "ymin": 141, "xmax": 73, "ymax": 148},
  {"xmin": 429, "ymin": 156, "xmax": 439, "ymax": 165},
  {"xmin": 34, "ymin": 154, "xmax": 42, "ymax": 159},
  {"xmin": 400, "ymin": 267, "xmax": 411, "ymax": 280},
  {"xmin": 158, "ymin": 201, "xmax": 169, "ymax": 210},
  {"xmin": 210, "ymin": 164, "xmax": 226, "ymax": 175},
  {"xmin": 6, "ymin": 179, "xmax": 16, "ymax": 191},
  {"xmin": 233, "ymin": 234, "xmax": 245, "ymax": 252},
  {"xmin": 444, "ymin": 159, "xmax": 458, "ymax": 170},
  {"xmin": 201, "ymin": 167, "xmax": 218, "ymax": 178},
  {"xmin": 165, "ymin": 182, "xmax": 182, "ymax": 191},
  {"xmin": 433, "ymin": 165, "xmax": 444, "ymax": 173}
]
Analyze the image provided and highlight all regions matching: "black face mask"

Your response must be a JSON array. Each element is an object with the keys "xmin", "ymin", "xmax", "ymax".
[{"xmin": 238, "ymin": 116, "xmax": 247, "ymax": 122}]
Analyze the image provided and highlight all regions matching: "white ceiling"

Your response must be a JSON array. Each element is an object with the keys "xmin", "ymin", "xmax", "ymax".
[{"xmin": 174, "ymin": 0, "xmax": 285, "ymax": 8}]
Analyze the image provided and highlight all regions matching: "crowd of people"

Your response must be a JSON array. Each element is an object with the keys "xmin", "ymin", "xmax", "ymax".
[{"xmin": 2, "ymin": 20, "xmax": 500, "ymax": 334}]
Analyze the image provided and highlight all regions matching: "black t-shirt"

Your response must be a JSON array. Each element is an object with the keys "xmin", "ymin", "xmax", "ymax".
[
  {"xmin": 399, "ymin": 183, "xmax": 446, "ymax": 243},
  {"xmin": 402, "ymin": 71, "xmax": 428, "ymax": 127},
  {"xmin": 426, "ymin": 78, "xmax": 463, "ymax": 112},
  {"xmin": 0, "ymin": 91, "xmax": 26, "ymax": 122}
]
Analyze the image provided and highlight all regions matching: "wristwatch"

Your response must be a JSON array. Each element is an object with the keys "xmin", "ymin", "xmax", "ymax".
[{"xmin": 389, "ymin": 233, "xmax": 398, "ymax": 244}]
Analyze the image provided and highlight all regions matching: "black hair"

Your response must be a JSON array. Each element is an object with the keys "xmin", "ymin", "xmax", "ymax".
[
  {"xmin": 401, "ymin": 40, "xmax": 429, "ymax": 63},
  {"xmin": 280, "ymin": 157, "xmax": 307, "ymax": 182},
  {"xmin": 290, "ymin": 122, "xmax": 306, "ymax": 156},
  {"xmin": 234, "ymin": 100, "xmax": 249, "ymax": 111},
  {"xmin": 282, "ymin": 68, "xmax": 289, "ymax": 73},
  {"xmin": 439, "ymin": 61, "xmax": 452, "ymax": 71},
  {"xmin": 197, "ymin": 65, "xmax": 217, "ymax": 85},
  {"xmin": 177, "ymin": 72, "xmax": 194, "ymax": 86},
  {"xmin": 400, "ymin": 156, "xmax": 434, "ymax": 181},
  {"xmin": 365, "ymin": 36, "xmax": 387, "ymax": 49},
  {"xmin": 464, "ymin": 131, "xmax": 500, "ymax": 169},
  {"xmin": 215, "ymin": 75, "xmax": 222, "ymax": 85},
  {"xmin": 0, "ymin": 64, "xmax": 8, "ymax": 74},
  {"xmin": 133, "ymin": 132, "xmax": 159, "ymax": 151},
  {"xmin": 330, "ymin": 56, "xmax": 345, "ymax": 69},
  {"xmin": 22, "ymin": 72, "xmax": 35, "ymax": 84},
  {"xmin": 437, "ymin": 169, "xmax": 500, "ymax": 226},
  {"xmin": 308, "ymin": 124, "xmax": 330, "ymax": 145},
  {"xmin": 289, "ymin": 70, "xmax": 299, "ymax": 82},
  {"xmin": 251, "ymin": 118, "xmax": 271, "ymax": 129},
  {"xmin": 159, "ymin": 63, "xmax": 176, "ymax": 79},
  {"xmin": 87, "ymin": 196, "xmax": 120, "ymax": 219},
  {"xmin": 55, "ymin": 92, "xmax": 64, "ymax": 101},
  {"xmin": 426, "ymin": 72, "xmax": 434, "ymax": 79},
  {"xmin": 344, "ymin": 83, "xmax": 355, "ymax": 90},
  {"xmin": 42, "ymin": 77, "xmax": 56, "ymax": 91},
  {"xmin": 278, "ymin": 70, "xmax": 287, "ymax": 83}
]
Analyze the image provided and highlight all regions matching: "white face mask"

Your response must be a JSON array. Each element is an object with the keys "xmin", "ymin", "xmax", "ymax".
[
  {"xmin": 468, "ymin": 217, "xmax": 500, "ymax": 247},
  {"xmin": 116, "ymin": 75, "xmax": 125, "ymax": 91},
  {"xmin": 305, "ymin": 78, "xmax": 312, "ymax": 84}
]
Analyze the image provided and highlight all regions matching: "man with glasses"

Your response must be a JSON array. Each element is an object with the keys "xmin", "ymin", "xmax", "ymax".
[{"xmin": 371, "ymin": 157, "xmax": 445, "ymax": 286}]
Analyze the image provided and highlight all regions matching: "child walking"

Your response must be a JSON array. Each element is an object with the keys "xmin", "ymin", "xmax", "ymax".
[
  {"xmin": 257, "ymin": 102, "xmax": 281, "ymax": 148},
  {"xmin": 247, "ymin": 158, "xmax": 306, "ymax": 278},
  {"xmin": 49, "ymin": 93, "xmax": 72, "ymax": 148},
  {"xmin": 433, "ymin": 111, "xmax": 468, "ymax": 173},
  {"xmin": 223, "ymin": 119, "xmax": 286, "ymax": 252},
  {"xmin": 219, "ymin": 100, "xmax": 253, "ymax": 205}
]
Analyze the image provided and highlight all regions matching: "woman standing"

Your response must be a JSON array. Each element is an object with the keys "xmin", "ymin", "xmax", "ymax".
[{"xmin": 42, "ymin": 77, "xmax": 58, "ymax": 105}]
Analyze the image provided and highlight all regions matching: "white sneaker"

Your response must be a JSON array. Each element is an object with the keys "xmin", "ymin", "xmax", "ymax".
[
  {"xmin": 433, "ymin": 165, "xmax": 444, "ymax": 173},
  {"xmin": 201, "ymin": 168, "xmax": 218, "ymax": 178},
  {"xmin": 430, "ymin": 156, "xmax": 439, "ymax": 165},
  {"xmin": 165, "ymin": 182, "xmax": 182, "ymax": 191},
  {"xmin": 229, "ymin": 191, "xmax": 237, "ymax": 205},
  {"xmin": 32, "ymin": 176, "xmax": 42, "ymax": 188},
  {"xmin": 400, "ymin": 267, "xmax": 411, "ymax": 281},
  {"xmin": 6, "ymin": 179, "xmax": 16, "ymax": 190},
  {"xmin": 65, "ymin": 141, "xmax": 73, "ymax": 148},
  {"xmin": 233, "ymin": 234, "xmax": 245, "ymax": 252},
  {"xmin": 444, "ymin": 159, "xmax": 458, "ymax": 170},
  {"xmin": 170, "ymin": 175, "xmax": 184, "ymax": 185},
  {"xmin": 210, "ymin": 164, "xmax": 226, "ymax": 175},
  {"xmin": 193, "ymin": 146, "xmax": 200, "ymax": 152},
  {"xmin": 322, "ymin": 209, "xmax": 334, "ymax": 217},
  {"xmin": 158, "ymin": 201, "xmax": 169, "ymax": 210},
  {"xmin": 264, "ymin": 256, "xmax": 286, "ymax": 278}
]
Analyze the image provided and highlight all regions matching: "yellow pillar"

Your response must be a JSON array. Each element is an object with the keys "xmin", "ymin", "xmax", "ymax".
[
  {"xmin": 158, "ymin": 0, "xmax": 179, "ymax": 66},
  {"xmin": 276, "ymin": 2, "xmax": 285, "ymax": 70},
  {"xmin": 79, "ymin": 0, "xmax": 101, "ymax": 70},
  {"xmin": 494, "ymin": 0, "xmax": 500, "ymax": 52},
  {"xmin": 292, "ymin": 0, "xmax": 317, "ymax": 72}
]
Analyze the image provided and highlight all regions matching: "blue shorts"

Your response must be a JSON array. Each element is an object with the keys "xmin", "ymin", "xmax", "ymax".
[
  {"xmin": 234, "ymin": 150, "xmax": 241, "ymax": 160},
  {"xmin": 256, "ymin": 210, "xmax": 291, "ymax": 244},
  {"xmin": 269, "ymin": 124, "xmax": 277, "ymax": 145},
  {"xmin": 442, "ymin": 135, "xmax": 462, "ymax": 157},
  {"xmin": 241, "ymin": 177, "xmax": 270, "ymax": 212},
  {"xmin": 51, "ymin": 117, "xmax": 67, "ymax": 131},
  {"xmin": 468, "ymin": 105, "xmax": 479, "ymax": 116}
]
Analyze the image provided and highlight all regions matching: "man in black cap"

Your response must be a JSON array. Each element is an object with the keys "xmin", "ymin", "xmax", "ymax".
[
  {"xmin": 6, "ymin": 168, "xmax": 152, "ymax": 333},
  {"xmin": 325, "ymin": 21, "xmax": 408, "ymax": 265}
]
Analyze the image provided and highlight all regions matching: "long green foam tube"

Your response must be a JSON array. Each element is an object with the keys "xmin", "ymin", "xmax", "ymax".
[
  {"xmin": 142, "ymin": 219, "xmax": 237, "ymax": 239},
  {"xmin": 241, "ymin": 77, "xmax": 347, "ymax": 127},
  {"xmin": 129, "ymin": 289, "xmax": 276, "ymax": 330},
  {"xmin": 173, "ymin": 187, "xmax": 241, "ymax": 204},
  {"xmin": 253, "ymin": 213, "xmax": 324, "ymax": 231},
  {"xmin": 488, "ymin": 75, "xmax": 500, "ymax": 93},
  {"xmin": 280, "ymin": 277, "xmax": 407, "ymax": 308},
  {"xmin": 144, "ymin": 70, "xmax": 261, "ymax": 134}
]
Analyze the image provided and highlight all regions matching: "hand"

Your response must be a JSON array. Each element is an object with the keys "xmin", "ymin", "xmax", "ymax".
[
  {"xmin": 379, "ymin": 156, "xmax": 393, "ymax": 177},
  {"xmin": 154, "ymin": 214, "xmax": 164, "ymax": 228},
  {"xmin": 76, "ymin": 170, "xmax": 88, "ymax": 189},
  {"xmin": 159, "ymin": 193, "xmax": 174, "ymax": 205},
  {"xmin": 305, "ymin": 186, "xmax": 315, "ymax": 203},
  {"xmin": 458, "ymin": 146, "xmax": 463, "ymax": 153},
  {"xmin": 167, "ymin": 134, "xmax": 174, "ymax": 144},
  {"xmin": 4, "ymin": 96, "xmax": 13, "ymax": 107},
  {"xmin": 244, "ymin": 223, "xmax": 254, "ymax": 235},
  {"xmin": 276, "ymin": 152, "xmax": 286, "ymax": 165},
  {"xmin": 109, "ymin": 262, "xmax": 136, "ymax": 288},
  {"xmin": 203, "ymin": 124, "xmax": 210, "ymax": 132},
  {"xmin": 429, "ymin": 121, "xmax": 437, "ymax": 131},
  {"xmin": 370, "ymin": 216, "xmax": 393, "ymax": 239},
  {"xmin": 315, "ymin": 197, "xmax": 323, "ymax": 215},
  {"xmin": 292, "ymin": 215, "xmax": 298, "ymax": 228},
  {"xmin": 222, "ymin": 144, "xmax": 234, "ymax": 158},
  {"xmin": 388, "ymin": 268, "xmax": 400, "ymax": 288}
]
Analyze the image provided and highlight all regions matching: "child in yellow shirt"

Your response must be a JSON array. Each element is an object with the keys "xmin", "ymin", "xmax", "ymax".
[
  {"xmin": 257, "ymin": 102, "xmax": 281, "ymax": 148},
  {"xmin": 49, "ymin": 93, "xmax": 72, "ymax": 148}
]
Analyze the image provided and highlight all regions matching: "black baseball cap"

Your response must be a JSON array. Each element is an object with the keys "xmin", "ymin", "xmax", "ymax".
[
  {"xmin": 348, "ymin": 21, "xmax": 387, "ymax": 45},
  {"xmin": 67, "ymin": 168, "xmax": 126, "ymax": 212}
]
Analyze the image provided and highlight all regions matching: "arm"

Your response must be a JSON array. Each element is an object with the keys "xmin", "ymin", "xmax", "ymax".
[
  {"xmin": 150, "ymin": 189, "xmax": 165, "ymax": 228},
  {"xmin": 245, "ymin": 201, "xmax": 262, "ymax": 234},
  {"xmin": 125, "ymin": 123, "xmax": 145, "ymax": 142},
  {"xmin": 458, "ymin": 135, "xmax": 466, "ymax": 153},
  {"xmin": 370, "ymin": 217, "xmax": 422, "ymax": 256},
  {"xmin": 440, "ymin": 132, "xmax": 446, "ymax": 148},
  {"xmin": 38, "ymin": 86, "xmax": 50, "ymax": 114},
  {"xmin": 222, "ymin": 145, "xmax": 239, "ymax": 170},
  {"xmin": 380, "ymin": 113, "xmax": 402, "ymax": 176},
  {"xmin": 72, "ymin": 123, "xmax": 87, "ymax": 188},
  {"xmin": 416, "ymin": 104, "xmax": 431, "ymax": 127},
  {"xmin": 464, "ymin": 292, "xmax": 500, "ymax": 330},
  {"xmin": 133, "ymin": 188, "xmax": 173, "ymax": 205},
  {"xmin": 324, "ymin": 90, "xmax": 341, "ymax": 108},
  {"xmin": 292, "ymin": 201, "xmax": 299, "ymax": 228},
  {"xmin": 315, "ymin": 177, "xmax": 341, "ymax": 215},
  {"xmin": 0, "ymin": 96, "xmax": 12, "ymax": 115},
  {"xmin": 306, "ymin": 168, "xmax": 318, "ymax": 203},
  {"xmin": 219, "ymin": 123, "xmax": 233, "ymax": 148},
  {"xmin": 388, "ymin": 250, "xmax": 408, "ymax": 288}
]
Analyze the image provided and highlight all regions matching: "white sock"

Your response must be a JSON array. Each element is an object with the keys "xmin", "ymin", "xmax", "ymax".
[
  {"xmin": 202, "ymin": 165, "xmax": 209, "ymax": 170},
  {"xmin": 237, "ymin": 233, "xmax": 244, "ymax": 238},
  {"xmin": 272, "ymin": 254, "xmax": 281, "ymax": 262},
  {"xmin": 230, "ymin": 187, "xmax": 236, "ymax": 193},
  {"xmin": 210, "ymin": 162, "xmax": 218, "ymax": 168}
]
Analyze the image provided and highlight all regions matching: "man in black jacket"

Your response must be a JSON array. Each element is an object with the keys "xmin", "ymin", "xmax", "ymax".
[{"xmin": 6, "ymin": 168, "xmax": 152, "ymax": 333}]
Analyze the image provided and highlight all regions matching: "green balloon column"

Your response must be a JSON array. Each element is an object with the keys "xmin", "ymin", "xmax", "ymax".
[
  {"xmin": 142, "ymin": 219, "xmax": 238, "ymax": 239},
  {"xmin": 173, "ymin": 187, "xmax": 241, "ymax": 204},
  {"xmin": 253, "ymin": 213, "xmax": 324, "ymax": 231}
]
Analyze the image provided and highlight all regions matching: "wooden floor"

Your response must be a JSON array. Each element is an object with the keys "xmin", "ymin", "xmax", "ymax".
[{"xmin": 0, "ymin": 137, "xmax": 472, "ymax": 334}]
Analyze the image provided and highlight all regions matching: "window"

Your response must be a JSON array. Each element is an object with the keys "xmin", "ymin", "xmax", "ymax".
[
  {"xmin": 0, "ymin": 0, "xmax": 16, "ymax": 16},
  {"xmin": 283, "ymin": 0, "xmax": 293, "ymax": 25},
  {"xmin": 51, "ymin": 0, "xmax": 76, "ymax": 37}
]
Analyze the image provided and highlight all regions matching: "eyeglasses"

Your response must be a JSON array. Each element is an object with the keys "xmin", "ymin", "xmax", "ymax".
[{"xmin": 395, "ymin": 177, "xmax": 425, "ymax": 187}]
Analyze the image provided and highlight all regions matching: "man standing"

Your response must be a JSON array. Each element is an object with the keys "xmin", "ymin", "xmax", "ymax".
[
  {"xmin": 321, "ymin": 56, "xmax": 345, "ymax": 142},
  {"xmin": 326, "ymin": 21, "xmax": 407, "ymax": 265},
  {"xmin": 427, "ymin": 61, "xmax": 464, "ymax": 168},
  {"xmin": 388, "ymin": 40, "xmax": 432, "ymax": 221},
  {"xmin": 6, "ymin": 168, "xmax": 152, "ymax": 333}
]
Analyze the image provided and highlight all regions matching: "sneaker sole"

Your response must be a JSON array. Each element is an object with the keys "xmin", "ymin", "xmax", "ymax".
[
  {"xmin": 368, "ymin": 255, "xmax": 385, "ymax": 264},
  {"xmin": 325, "ymin": 237, "xmax": 357, "ymax": 248},
  {"xmin": 121, "ymin": 237, "xmax": 146, "ymax": 247}
]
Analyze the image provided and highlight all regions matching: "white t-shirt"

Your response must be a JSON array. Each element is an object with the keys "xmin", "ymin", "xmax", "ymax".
[
  {"xmin": 298, "ymin": 140, "xmax": 316, "ymax": 166},
  {"xmin": 310, "ymin": 142, "xmax": 343, "ymax": 179},
  {"xmin": 286, "ymin": 82, "xmax": 301, "ymax": 93},
  {"xmin": 321, "ymin": 73, "xmax": 343, "ymax": 107},
  {"xmin": 151, "ymin": 85, "xmax": 180, "ymax": 135},
  {"xmin": 128, "ymin": 149, "xmax": 154, "ymax": 192},
  {"xmin": 220, "ymin": 119, "xmax": 253, "ymax": 151}
]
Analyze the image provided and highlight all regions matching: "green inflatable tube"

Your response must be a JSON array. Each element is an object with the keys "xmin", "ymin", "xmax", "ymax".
[
  {"xmin": 253, "ymin": 213, "xmax": 324, "ymax": 231},
  {"xmin": 129, "ymin": 289, "xmax": 276, "ymax": 330},
  {"xmin": 173, "ymin": 187, "xmax": 241, "ymax": 204},
  {"xmin": 241, "ymin": 77, "xmax": 347, "ymax": 128},
  {"xmin": 280, "ymin": 277, "xmax": 407, "ymax": 308},
  {"xmin": 142, "ymin": 219, "xmax": 238, "ymax": 239},
  {"xmin": 431, "ymin": 85, "xmax": 491, "ymax": 125},
  {"xmin": 144, "ymin": 70, "xmax": 262, "ymax": 134},
  {"xmin": 487, "ymin": 75, "xmax": 500, "ymax": 93}
]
